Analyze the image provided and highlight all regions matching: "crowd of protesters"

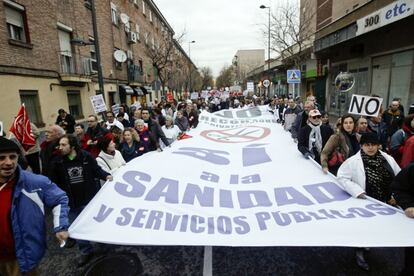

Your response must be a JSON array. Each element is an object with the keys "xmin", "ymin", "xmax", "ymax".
[{"xmin": 1, "ymin": 93, "xmax": 414, "ymax": 275}]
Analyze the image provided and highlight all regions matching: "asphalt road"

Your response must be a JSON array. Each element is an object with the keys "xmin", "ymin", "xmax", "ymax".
[{"xmin": 39, "ymin": 213, "xmax": 404, "ymax": 276}]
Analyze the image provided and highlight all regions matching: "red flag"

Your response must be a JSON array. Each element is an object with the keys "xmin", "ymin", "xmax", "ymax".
[{"xmin": 9, "ymin": 104, "xmax": 36, "ymax": 151}]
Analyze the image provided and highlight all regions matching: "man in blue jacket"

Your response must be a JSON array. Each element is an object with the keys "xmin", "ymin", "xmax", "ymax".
[{"xmin": 0, "ymin": 137, "xmax": 69, "ymax": 275}]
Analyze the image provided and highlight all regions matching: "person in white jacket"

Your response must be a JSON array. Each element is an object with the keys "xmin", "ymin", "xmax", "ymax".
[
  {"xmin": 337, "ymin": 132, "xmax": 401, "ymax": 271},
  {"xmin": 96, "ymin": 137, "xmax": 125, "ymax": 185}
]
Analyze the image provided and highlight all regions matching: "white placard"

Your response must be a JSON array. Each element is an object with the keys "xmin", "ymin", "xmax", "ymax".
[
  {"xmin": 111, "ymin": 104, "xmax": 120, "ymax": 115},
  {"xmin": 247, "ymin": 82, "xmax": 254, "ymax": 92},
  {"xmin": 191, "ymin": 92, "xmax": 199, "ymax": 100},
  {"xmin": 90, "ymin": 94, "xmax": 107, "ymax": 113},
  {"xmin": 348, "ymin": 94, "xmax": 383, "ymax": 117}
]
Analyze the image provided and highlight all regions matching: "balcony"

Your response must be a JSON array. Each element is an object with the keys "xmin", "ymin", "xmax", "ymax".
[
  {"xmin": 128, "ymin": 64, "xmax": 144, "ymax": 86},
  {"xmin": 59, "ymin": 52, "xmax": 94, "ymax": 83}
]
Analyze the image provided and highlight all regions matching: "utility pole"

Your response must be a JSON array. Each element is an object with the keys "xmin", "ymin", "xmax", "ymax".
[{"xmin": 91, "ymin": 0, "xmax": 105, "ymax": 101}]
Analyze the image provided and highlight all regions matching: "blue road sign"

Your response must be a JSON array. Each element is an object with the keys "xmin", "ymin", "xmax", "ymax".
[{"xmin": 287, "ymin": 69, "xmax": 301, "ymax": 84}]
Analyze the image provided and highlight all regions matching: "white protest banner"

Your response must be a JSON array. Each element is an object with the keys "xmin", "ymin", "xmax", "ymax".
[
  {"xmin": 201, "ymin": 91, "xmax": 209, "ymax": 99},
  {"xmin": 247, "ymin": 82, "xmax": 254, "ymax": 92},
  {"xmin": 70, "ymin": 107, "xmax": 414, "ymax": 247},
  {"xmin": 111, "ymin": 104, "xmax": 120, "ymax": 115},
  {"xmin": 0, "ymin": 121, "xmax": 3, "ymax": 135},
  {"xmin": 348, "ymin": 94, "xmax": 383, "ymax": 117},
  {"xmin": 90, "ymin": 94, "xmax": 107, "ymax": 113},
  {"xmin": 191, "ymin": 92, "xmax": 199, "ymax": 100}
]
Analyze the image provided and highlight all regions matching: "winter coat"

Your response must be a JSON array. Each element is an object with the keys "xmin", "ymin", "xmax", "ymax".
[
  {"xmin": 391, "ymin": 162, "xmax": 414, "ymax": 210},
  {"xmin": 144, "ymin": 119, "xmax": 170, "ymax": 150},
  {"xmin": 49, "ymin": 150, "xmax": 109, "ymax": 208},
  {"xmin": 11, "ymin": 166, "xmax": 69, "ymax": 272},
  {"xmin": 96, "ymin": 150, "xmax": 126, "ymax": 175},
  {"xmin": 297, "ymin": 124, "xmax": 334, "ymax": 164},
  {"xmin": 320, "ymin": 131, "xmax": 360, "ymax": 173},
  {"xmin": 291, "ymin": 111, "xmax": 308, "ymax": 139},
  {"xmin": 120, "ymin": 141, "xmax": 146, "ymax": 162},
  {"xmin": 337, "ymin": 150, "xmax": 400, "ymax": 198}
]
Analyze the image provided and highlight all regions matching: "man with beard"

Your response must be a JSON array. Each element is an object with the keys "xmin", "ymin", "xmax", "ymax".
[{"xmin": 49, "ymin": 135, "xmax": 112, "ymax": 267}]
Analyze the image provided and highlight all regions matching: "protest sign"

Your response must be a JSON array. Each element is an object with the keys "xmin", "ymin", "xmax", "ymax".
[{"xmin": 90, "ymin": 95, "xmax": 107, "ymax": 113}]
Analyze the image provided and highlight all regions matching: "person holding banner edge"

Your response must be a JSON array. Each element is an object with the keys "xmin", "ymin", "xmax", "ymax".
[
  {"xmin": 320, "ymin": 114, "xmax": 360, "ymax": 175},
  {"xmin": 337, "ymin": 132, "xmax": 401, "ymax": 271},
  {"xmin": 391, "ymin": 162, "xmax": 414, "ymax": 276}
]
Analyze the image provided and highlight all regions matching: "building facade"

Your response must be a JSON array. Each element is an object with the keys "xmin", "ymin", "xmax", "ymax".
[
  {"xmin": 0, "ymin": 0, "xmax": 194, "ymax": 132},
  {"xmin": 314, "ymin": 0, "xmax": 414, "ymax": 114}
]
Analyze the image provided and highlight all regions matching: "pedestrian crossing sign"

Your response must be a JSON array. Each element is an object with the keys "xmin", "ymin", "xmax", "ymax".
[{"xmin": 287, "ymin": 69, "xmax": 301, "ymax": 84}]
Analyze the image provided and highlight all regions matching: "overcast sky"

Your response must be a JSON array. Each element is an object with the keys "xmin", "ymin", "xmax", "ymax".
[{"xmin": 154, "ymin": 0, "xmax": 273, "ymax": 77}]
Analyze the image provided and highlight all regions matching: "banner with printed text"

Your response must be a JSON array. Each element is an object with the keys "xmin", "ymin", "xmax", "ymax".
[{"xmin": 69, "ymin": 107, "xmax": 414, "ymax": 247}]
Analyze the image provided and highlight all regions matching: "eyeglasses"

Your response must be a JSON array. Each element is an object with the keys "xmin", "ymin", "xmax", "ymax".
[
  {"xmin": 311, "ymin": 115, "xmax": 321, "ymax": 119},
  {"xmin": 87, "ymin": 120, "xmax": 96, "ymax": 123}
]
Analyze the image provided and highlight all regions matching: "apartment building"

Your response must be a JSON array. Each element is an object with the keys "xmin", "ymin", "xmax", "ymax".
[
  {"xmin": 232, "ymin": 49, "xmax": 265, "ymax": 84},
  {"xmin": 314, "ymin": 0, "xmax": 414, "ymax": 114},
  {"xmin": 0, "ymin": 0, "xmax": 194, "ymax": 131}
]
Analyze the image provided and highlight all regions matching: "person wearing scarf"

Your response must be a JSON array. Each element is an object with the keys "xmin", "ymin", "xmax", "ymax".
[
  {"xmin": 337, "ymin": 132, "xmax": 401, "ymax": 271},
  {"xmin": 321, "ymin": 114, "xmax": 360, "ymax": 175},
  {"xmin": 298, "ymin": 109, "xmax": 333, "ymax": 164}
]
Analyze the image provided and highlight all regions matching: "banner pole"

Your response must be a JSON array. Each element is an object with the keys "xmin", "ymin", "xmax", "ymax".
[{"xmin": 203, "ymin": 246, "xmax": 213, "ymax": 276}]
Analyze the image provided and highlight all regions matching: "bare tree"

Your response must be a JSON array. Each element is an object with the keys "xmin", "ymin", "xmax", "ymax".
[
  {"xmin": 200, "ymin": 66, "xmax": 214, "ymax": 89},
  {"xmin": 145, "ymin": 29, "xmax": 185, "ymax": 96},
  {"xmin": 268, "ymin": 0, "xmax": 316, "ymax": 68},
  {"xmin": 216, "ymin": 65, "xmax": 235, "ymax": 89}
]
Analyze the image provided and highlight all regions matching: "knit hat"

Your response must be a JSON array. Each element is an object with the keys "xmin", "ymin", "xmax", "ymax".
[
  {"xmin": 360, "ymin": 132, "xmax": 380, "ymax": 145},
  {"xmin": 0, "ymin": 137, "xmax": 21, "ymax": 154}
]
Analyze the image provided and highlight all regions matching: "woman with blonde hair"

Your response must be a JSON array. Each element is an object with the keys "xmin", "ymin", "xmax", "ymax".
[{"xmin": 119, "ymin": 127, "xmax": 145, "ymax": 162}]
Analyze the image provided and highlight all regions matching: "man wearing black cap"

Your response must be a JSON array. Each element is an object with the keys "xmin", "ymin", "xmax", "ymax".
[
  {"xmin": 337, "ymin": 132, "xmax": 401, "ymax": 271},
  {"xmin": 0, "ymin": 137, "xmax": 69, "ymax": 275},
  {"xmin": 56, "ymin": 109, "xmax": 76, "ymax": 134}
]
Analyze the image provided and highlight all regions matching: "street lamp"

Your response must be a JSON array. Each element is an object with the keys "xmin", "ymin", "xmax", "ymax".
[
  {"xmin": 188, "ymin": 40, "xmax": 196, "ymax": 92},
  {"xmin": 260, "ymin": 5, "xmax": 271, "ymax": 73},
  {"xmin": 260, "ymin": 5, "xmax": 271, "ymax": 98}
]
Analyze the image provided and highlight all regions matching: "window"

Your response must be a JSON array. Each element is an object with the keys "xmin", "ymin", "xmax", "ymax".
[
  {"xmin": 58, "ymin": 30, "xmax": 73, "ymax": 73},
  {"xmin": 19, "ymin": 91, "xmax": 43, "ymax": 126},
  {"xmin": 149, "ymin": 10, "xmax": 152, "ymax": 22},
  {"xmin": 89, "ymin": 39, "xmax": 98, "ymax": 72},
  {"xmin": 67, "ymin": 91, "xmax": 83, "ymax": 119},
  {"xmin": 135, "ymin": 24, "xmax": 140, "ymax": 40},
  {"xmin": 133, "ymin": 0, "xmax": 139, "ymax": 6},
  {"xmin": 144, "ymin": 32, "xmax": 148, "ymax": 45},
  {"xmin": 111, "ymin": 3, "xmax": 118, "ymax": 25},
  {"xmin": 4, "ymin": 2, "xmax": 28, "ymax": 43},
  {"xmin": 139, "ymin": 60, "xmax": 143, "ymax": 74},
  {"xmin": 142, "ymin": 1, "xmax": 146, "ymax": 15},
  {"xmin": 151, "ymin": 36, "xmax": 155, "ymax": 50}
]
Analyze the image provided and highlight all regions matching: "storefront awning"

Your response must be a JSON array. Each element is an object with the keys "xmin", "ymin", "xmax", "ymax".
[
  {"xmin": 119, "ymin": 85, "xmax": 134, "ymax": 95},
  {"xmin": 134, "ymin": 87, "xmax": 144, "ymax": 96},
  {"xmin": 140, "ymin": 86, "xmax": 149, "ymax": 95}
]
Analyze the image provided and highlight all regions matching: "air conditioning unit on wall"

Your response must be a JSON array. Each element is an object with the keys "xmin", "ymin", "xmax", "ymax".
[{"xmin": 128, "ymin": 32, "xmax": 137, "ymax": 44}]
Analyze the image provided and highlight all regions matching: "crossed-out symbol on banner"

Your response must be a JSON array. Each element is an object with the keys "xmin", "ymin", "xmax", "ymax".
[{"xmin": 200, "ymin": 126, "xmax": 270, "ymax": 143}]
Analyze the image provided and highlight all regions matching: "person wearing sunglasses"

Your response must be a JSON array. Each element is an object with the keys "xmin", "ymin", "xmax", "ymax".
[{"xmin": 297, "ymin": 109, "xmax": 334, "ymax": 164}]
